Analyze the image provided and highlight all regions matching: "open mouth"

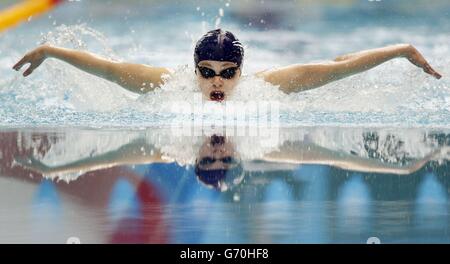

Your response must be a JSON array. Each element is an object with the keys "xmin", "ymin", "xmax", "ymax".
[
  {"xmin": 210, "ymin": 135, "xmax": 225, "ymax": 146},
  {"xmin": 210, "ymin": 91, "xmax": 225, "ymax": 101}
]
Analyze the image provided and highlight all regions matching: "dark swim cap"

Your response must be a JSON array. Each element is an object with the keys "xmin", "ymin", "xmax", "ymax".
[
  {"xmin": 194, "ymin": 163, "xmax": 244, "ymax": 191},
  {"xmin": 194, "ymin": 29, "xmax": 244, "ymax": 67}
]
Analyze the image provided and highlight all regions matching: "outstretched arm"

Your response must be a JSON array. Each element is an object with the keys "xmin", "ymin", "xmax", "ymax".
[
  {"xmin": 13, "ymin": 45, "xmax": 170, "ymax": 94},
  {"xmin": 258, "ymin": 44, "xmax": 442, "ymax": 94},
  {"xmin": 14, "ymin": 138, "xmax": 170, "ymax": 177},
  {"xmin": 263, "ymin": 142, "xmax": 448, "ymax": 175}
]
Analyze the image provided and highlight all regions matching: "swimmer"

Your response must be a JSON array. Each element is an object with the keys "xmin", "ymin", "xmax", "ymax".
[{"xmin": 13, "ymin": 29, "xmax": 442, "ymax": 102}]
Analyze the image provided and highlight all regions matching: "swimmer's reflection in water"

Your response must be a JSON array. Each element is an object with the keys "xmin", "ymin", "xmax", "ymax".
[
  {"xmin": 195, "ymin": 135, "xmax": 244, "ymax": 191},
  {"xmin": 11, "ymin": 134, "xmax": 246, "ymax": 191},
  {"xmin": 12, "ymin": 133, "xmax": 450, "ymax": 192}
]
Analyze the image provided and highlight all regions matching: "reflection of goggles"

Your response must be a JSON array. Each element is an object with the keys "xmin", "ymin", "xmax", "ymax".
[
  {"xmin": 198, "ymin": 66, "xmax": 238, "ymax": 79},
  {"xmin": 198, "ymin": 156, "xmax": 239, "ymax": 166}
]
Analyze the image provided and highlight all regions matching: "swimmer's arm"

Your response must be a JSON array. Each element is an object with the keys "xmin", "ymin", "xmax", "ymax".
[
  {"xmin": 13, "ymin": 45, "xmax": 170, "ymax": 94},
  {"xmin": 262, "ymin": 142, "xmax": 445, "ymax": 175},
  {"xmin": 258, "ymin": 44, "xmax": 442, "ymax": 94},
  {"xmin": 14, "ymin": 139, "xmax": 169, "ymax": 176}
]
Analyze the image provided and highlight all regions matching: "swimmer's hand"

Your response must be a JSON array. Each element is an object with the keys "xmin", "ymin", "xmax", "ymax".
[
  {"xmin": 404, "ymin": 45, "xmax": 442, "ymax": 79},
  {"xmin": 13, "ymin": 45, "xmax": 48, "ymax": 77}
]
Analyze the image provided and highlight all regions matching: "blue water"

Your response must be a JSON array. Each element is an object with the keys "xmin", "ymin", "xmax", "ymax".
[{"xmin": 0, "ymin": 127, "xmax": 449, "ymax": 243}]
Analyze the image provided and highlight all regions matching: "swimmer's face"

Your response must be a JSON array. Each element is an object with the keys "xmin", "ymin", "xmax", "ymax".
[
  {"xmin": 196, "ymin": 60, "xmax": 241, "ymax": 102},
  {"xmin": 197, "ymin": 135, "xmax": 240, "ymax": 170}
]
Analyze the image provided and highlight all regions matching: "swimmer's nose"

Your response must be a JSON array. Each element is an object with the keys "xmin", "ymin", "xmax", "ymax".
[{"xmin": 211, "ymin": 76, "xmax": 223, "ymax": 88}]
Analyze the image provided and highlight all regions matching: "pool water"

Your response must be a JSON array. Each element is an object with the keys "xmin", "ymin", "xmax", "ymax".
[
  {"xmin": 0, "ymin": 127, "xmax": 449, "ymax": 243},
  {"xmin": 0, "ymin": 0, "xmax": 449, "ymax": 243}
]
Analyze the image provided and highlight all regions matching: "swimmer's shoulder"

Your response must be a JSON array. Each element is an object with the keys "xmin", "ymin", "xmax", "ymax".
[
  {"xmin": 253, "ymin": 67, "xmax": 280, "ymax": 84},
  {"xmin": 254, "ymin": 69, "xmax": 269, "ymax": 79}
]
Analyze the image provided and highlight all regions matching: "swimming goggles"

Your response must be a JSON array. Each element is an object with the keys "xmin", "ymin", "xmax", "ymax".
[
  {"xmin": 198, "ymin": 156, "xmax": 239, "ymax": 166},
  {"xmin": 197, "ymin": 66, "xmax": 238, "ymax": 79}
]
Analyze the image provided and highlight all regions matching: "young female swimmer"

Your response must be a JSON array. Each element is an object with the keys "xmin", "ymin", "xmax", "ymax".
[{"xmin": 13, "ymin": 29, "xmax": 442, "ymax": 102}]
